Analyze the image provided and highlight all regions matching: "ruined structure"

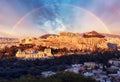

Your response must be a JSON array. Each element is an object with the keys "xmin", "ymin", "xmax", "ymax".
[
  {"xmin": 16, "ymin": 48, "xmax": 53, "ymax": 59},
  {"xmin": 16, "ymin": 31, "xmax": 120, "ymax": 58}
]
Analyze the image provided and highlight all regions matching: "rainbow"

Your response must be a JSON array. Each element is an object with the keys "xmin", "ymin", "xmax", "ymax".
[{"xmin": 11, "ymin": 4, "xmax": 111, "ymax": 34}]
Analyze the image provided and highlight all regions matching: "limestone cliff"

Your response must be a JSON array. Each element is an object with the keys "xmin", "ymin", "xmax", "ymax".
[{"xmin": 19, "ymin": 31, "xmax": 120, "ymax": 53}]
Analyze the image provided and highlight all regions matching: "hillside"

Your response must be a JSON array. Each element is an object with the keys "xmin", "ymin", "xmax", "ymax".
[{"xmin": 19, "ymin": 31, "xmax": 120, "ymax": 54}]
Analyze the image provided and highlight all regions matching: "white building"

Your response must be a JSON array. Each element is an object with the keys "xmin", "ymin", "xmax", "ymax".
[
  {"xmin": 64, "ymin": 64, "xmax": 83, "ymax": 74},
  {"xmin": 84, "ymin": 62, "xmax": 96, "ymax": 68},
  {"xmin": 83, "ymin": 72, "xmax": 94, "ymax": 77},
  {"xmin": 41, "ymin": 71, "xmax": 56, "ymax": 77},
  {"xmin": 109, "ymin": 59, "xmax": 120, "ymax": 66}
]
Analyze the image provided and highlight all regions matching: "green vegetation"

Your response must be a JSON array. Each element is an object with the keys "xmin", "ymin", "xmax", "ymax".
[
  {"xmin": 0, "ymin": 51, "xmax": 119, "ymax": 79},
  {"xmin": 0, "ymin": 44, "xmax": 119, "ymax": 81},
  {"xmin": 0, "ymin": 72, "xmax": 96, "ymax": 82}
]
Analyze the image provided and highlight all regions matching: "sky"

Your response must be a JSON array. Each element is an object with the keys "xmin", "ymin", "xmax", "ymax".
[{"xmin": 0, "ymin": 0, "xmax": 120, "ymax": 37}]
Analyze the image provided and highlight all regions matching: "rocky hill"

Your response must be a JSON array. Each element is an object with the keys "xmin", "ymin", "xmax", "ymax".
[
  {"xmin": 83, "ymin": 31, "xmax": 105, "ymax": 38},
  {"xmin": 102, "ymin": 33, "xmax": 120, "ymax": 38},
  {"xmin": 40, "ymin": 34, "xmax": 58, "ymax": 39},
  {"xmin": 19, "ymin": 31, "xmax": 120, "ymax": 54}
]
